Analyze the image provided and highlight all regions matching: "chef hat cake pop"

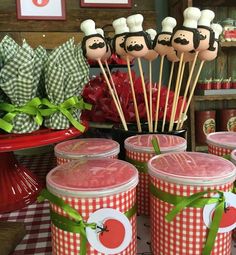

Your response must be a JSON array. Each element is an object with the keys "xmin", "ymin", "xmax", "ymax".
[
  {"xmin": 96, "ymin": 28, "xmax": 112, "ymax": 61},
  {"xmin": 112, "ymin": 17, "xmax": 130, "ymax": 58},
  {"xmin": 124, "ymin": 14, "xmax": 152, "ymax": 58},
  {"xmin": 143, "ymin": 29, "xmax": 158, "ymax": 61},
  {"xmin": 153, "ymin": 17, "xmax": 177, "ymax": 56},
  {"xmin": 196, "ymin": 9, "xmax": 215, "ymax": 51},
  {"xmin": 80, "ymin": 19, "xmax": 108, "ymax": 60},
  {"xmin": 198, "ymin": 23, "xmax": 223, "ymax": 61},
  {"xmin": 171, "ymin": 7, "xmax": 201, "ymax": 52}
]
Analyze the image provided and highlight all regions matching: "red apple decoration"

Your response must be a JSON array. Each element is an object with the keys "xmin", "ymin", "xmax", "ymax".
[
  {"xmin": 99, "ymin": 219, "xmax": 125, "ymax": 249},
  {"xmin": 212, "ymin": 206, "xmax": 236, "ymax": 228}
]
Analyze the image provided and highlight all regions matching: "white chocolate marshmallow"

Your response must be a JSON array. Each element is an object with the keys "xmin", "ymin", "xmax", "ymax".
[
  {"xmin": 126, "ymin": 14, "xmax": 144, "ymax": 32},
  {"xmin": 112, "ymin": 17, "xmax": 129, "ymax": 35},
  {"xmin": 198, "ymin": 9, "xmax": 215, "ymax": 27},
  {"xmin": 161, "ymin": 17, "xmax": 177, "ymax": 33},
  {"xmin": 80, "ymin": 19, "xmax": 97, "ymax": 36},
  {"xmin": 183, "ymin": 7, "xmax": 201, "ymax": 29},
  {"xmin": 96, "ymin": 28, "xmax": 104, "ymax": 37},
  {"xmin": 211, "ymin": 23, "xmax": 223, "ymax": 39},
  {"xmin": 146, "ymin": 29, "xmax": 157, "ymax": 41}
]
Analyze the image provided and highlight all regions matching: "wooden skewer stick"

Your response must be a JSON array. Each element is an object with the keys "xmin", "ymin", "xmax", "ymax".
[
  {"xmin": 98, "ymin": 59, "xmax": 128, "ymax": 131},
  {"xmin": 137, "ymin": 58, "xmax": 151, "ymax": 132},
  {"xmin": 179, "ymin": 60, "xmax": 205, "ymax": 129},
  {"xmin": 169, "ymin": 61, "xmax": 186, "ymax": 131},
  {"xmin": 149, "ymin": 60, "xmax": 153, "ymax": 132},
  {"xmin": 154, "ymin": 55, "xmax": 164, "ymax": 132},
  {"xmin": 104, "ymin": 61, "xmax": 125, "ymax": 121},
  {"xmin": 176, "ymin": 51, "xmax": 199, "ymax": 130},
  {"xmin": 168, "ymin": 52, "xmax": 184, "ymax": 131},
  {"xmin": 127, "ymin": 57, "xmax": 142, "ymax": 132},
  {"xmin": 161, "ymin": 61, "xmax": 175, "ymax": 132}
]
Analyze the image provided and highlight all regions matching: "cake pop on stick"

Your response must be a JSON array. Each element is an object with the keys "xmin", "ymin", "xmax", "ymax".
[
  {"xmin": 176, "ymin": 9, "xmax": 215, "ymax": 130},
  {"xmin": 112, "ymin": 17, "xmax": 142, "ymax": 132},
  {"xmin": 144, "ymin": 28, "xmax": 158, "ymax": 132},
  {"xmin": 96, "ymin": 28, "xmax": 125, "ymax": 124},
  {"xmin": 169, "ymin": 7, "xmax": 201, "ymax": 131},
  {"xmin": 179, "ymin": 23, "xmax": 223, "ymax": 129},
  {"xmin": 153, "ymin": 17, "xmax": 177, "ymax": 132},
  {"xmin": 125, "ymin": 14, "xmax": 152, "ymax": 132},
  {"xmin": 80, "ymin": 19, "xmax": 128, "ymax": 131}
]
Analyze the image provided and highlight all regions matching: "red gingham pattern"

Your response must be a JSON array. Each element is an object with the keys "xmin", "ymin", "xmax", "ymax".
[
  {"xmin": 149, "ymin": 176, "xmax": 234, "ymax": 255},
  {"xmin": 56, "ymin": 154, "xmax": 118, "ymax": 165},
  {"xmin": 50, "ymin": 188, "xmax": 137, "ymax": 255},
  {"xmin": 126, "ymin": 150, "xmax": 155, "ymax": 216},
  {"xmin": 208, "ymin": 144, "xmax": 232, "ymax": 156}
]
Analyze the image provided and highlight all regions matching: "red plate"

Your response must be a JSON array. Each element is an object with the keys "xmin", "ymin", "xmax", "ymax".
[{"xmin": 0, "ymin": 121, "xmax": 88, "ymax": 152}]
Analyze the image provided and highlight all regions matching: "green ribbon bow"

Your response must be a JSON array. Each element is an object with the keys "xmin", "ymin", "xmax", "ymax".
[
  {"xmin": 125, "ymin": 137, "xmax": 161, "ymax": 173},
  {"xmin": 150, "ymin": 184, "xmax": 227, "ymax": 255},
  {"xmin": 0, "ymin": 97, "xmax": 43, "ymax": 131},
  {"xmin": 40, "ymin": 96, "xmax": 91, "ymax": 132},
  {"xmin": 38, "ymin": 189, "xmax": 136, "ymax": 255},
  {"xmin": 0, "ymin": 117, "xmax": 13, "ymax": 132}
]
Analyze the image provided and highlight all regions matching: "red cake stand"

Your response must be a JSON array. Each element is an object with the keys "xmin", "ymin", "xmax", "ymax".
[{"xmin": 0, "ymin": 122, "xmax": 88, "ymax": 213}]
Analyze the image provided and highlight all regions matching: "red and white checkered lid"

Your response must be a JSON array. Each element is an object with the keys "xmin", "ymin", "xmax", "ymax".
[
  {"xmin": 54, "ymin": 138, "xmax": 120, "ymax": 160},
  {"xmin": 124, "ymin": 134, "xmax": 187, "ymax": 153},
  {"xmin": 206, "ymin": 132, "xmax": 236, "ymax": 150},
  {"xmin": 148, "ymin": 151, "xmax": 236, "ymax": 186},
  {"xmin": 231, "ymin": 149, "xmax": 236, "ymax": 165},
  {"xmin": 47, "ymin": 158, "xmax": 138, "ymax": 197}
]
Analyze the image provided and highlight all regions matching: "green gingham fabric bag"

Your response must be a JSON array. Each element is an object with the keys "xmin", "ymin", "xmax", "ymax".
[
  {"xmin": 43, "ymin": 38, "xmax": 90, "ymax": 131},
  {"xmin": 0, "ymin": 37, "xmax": 44, "ymax": 133}
]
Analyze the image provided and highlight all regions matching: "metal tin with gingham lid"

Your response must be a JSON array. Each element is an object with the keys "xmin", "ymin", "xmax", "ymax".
[
  {"xmin": 55, "ymin": 138, "xmax": 120, "ymax": 165},
  {"xmin": 148, "ymin": 151, "xmax": 236, "ymax": 255},
  {"xmin": 46, "ymin": 158, "xmax": 138, "ymax": 255},
  {"xmin": 206, "ymin": 132, "xmax": 236, "ymax": 156},
  {"xmin": 125, "ymin": 134, "xmax": 186, "ymax": 215}
]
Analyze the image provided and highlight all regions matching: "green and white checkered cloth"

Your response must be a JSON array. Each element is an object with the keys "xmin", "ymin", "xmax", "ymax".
[
  {"xmin": 44, "ymin": 38, "xmax": 89, "ymax": 130},
  {"xmin": 0, "ymin": 37, "xmax": 44, "ymax": 133}
]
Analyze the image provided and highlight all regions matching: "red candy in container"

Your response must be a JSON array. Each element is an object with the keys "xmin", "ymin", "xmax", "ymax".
[
  {"xmin": 148, "ymin": 151, "xmax": 236, "ymax": 255},
  {"xmin": 54, "ymin": 138, "xmax": 120, "ymax": 165},
  {"xmin": 206, "ymin": 132, "xmax": 236, "ymax": 156},
  {"xmin": 46, "ymin": 158, "xmax": 139, "ymax": 255},
  {"xmin": 124, "ymin": 134, "xmax": 187, "ymax": 215}
]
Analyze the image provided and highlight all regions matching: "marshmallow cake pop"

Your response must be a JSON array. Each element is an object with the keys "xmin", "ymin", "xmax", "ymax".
[
  {"xmin": 198, "ymin": 23, "xmax": 223, "ymax": 61},
  {"xmin": 96, "ymin": 28, "xmax": 112, "ymax": 62},
  {"xmin": 143, "ymin": 29, "xmax": 158, "ymax": 61},
  {"xmin": 196, "ymin": 9, "xmax": 215, "ymax": 52},
  {"xmin": 112, "ymin": 17, "xmax": 129, "ymax": 58},
  {"xmin": 80, "ymin": 19, "xmax": 108, "ymax": 61},
  {"xmin": 125, "ymin": 14, "xmax": 152, "ymax": 58},
  {"xmin": 153, "ymin": 17, "xmax": 177, "ymax": 56},
  {"xmin": 171, "ymin": 7, "xmax": 201, "ymax": 52}
]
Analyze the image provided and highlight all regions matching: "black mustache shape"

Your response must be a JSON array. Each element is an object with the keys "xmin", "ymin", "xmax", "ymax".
[
  {"xmin": 119, "ymin": 41, "xmax": 125, "ymax": 48},
  {"xmin": 89, "ymin": 42, "xmax": 105, "ymax": 49},
  {"xmin": 199, "ymin": 34, "xmax": 207, "ymax": 40},
  {"xmin": 208, "ymin": 45, "xmax": 216, "ymax": 51},
  {"xmin": 174, "ymin": 37, "xmax": 189, "ymax": 45},
  {"xmin": 158, "ymin": 40, "xmax": 171, "ymax": 46},
  {"xmin": 127, "ymin": 44, "xmax": 144, "ymax": 52}
]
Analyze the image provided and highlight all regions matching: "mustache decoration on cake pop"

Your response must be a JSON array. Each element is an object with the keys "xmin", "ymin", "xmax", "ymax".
[
  {"xmin": 171, "ymin": 7, "xmax": 201, "ymax": 52},
  {"xmin": 80, "ymin": 19, "xmax": 108, "ymax": 60},
  {"xmin": 80, "ymin": 19, "xmax": 128, "ymax": 131},
  {"xmin": 125, "ymin": 14, "xmax": 152, "ymax": 132},
  {"xmin": 153, "ymin": 17, "xmax": 177, "ymax": 132}
]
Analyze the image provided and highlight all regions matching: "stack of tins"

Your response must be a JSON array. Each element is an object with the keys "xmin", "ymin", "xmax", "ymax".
[
  {"xmin": 148, "ymin": 152, "xmax": 236, "ymax": 255},
  {"xmin": 124, "ymin": 134, "xmax": 187, "ymax": 215},
  {"xmin": 46, "ymin": 158, "xmax": 138, "ymax": 254},
  {"xmin": 206, "ymin": 132, "xmax": 236, "ymax": 157},
  {"xmin": 54, "ymin": 138, "xmax": 120, "ymax": 165}
]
